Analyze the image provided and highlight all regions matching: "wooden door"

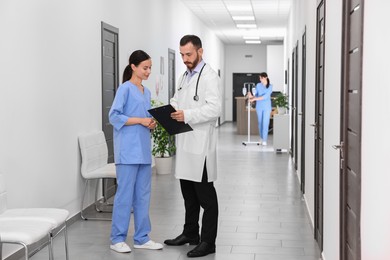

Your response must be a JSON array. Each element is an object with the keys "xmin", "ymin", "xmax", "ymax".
[
  {"xmin": 340, "ymin": 0, "xmax": 363, "ymax": 259},
  {"xmin": 232, "ymin": 73, "xmax": 260, "ymax": 122},
  {"xmin": 314, "ymin": 0, "xmax": 325, "ymax": 250},
  {"xmin": 291, "ymin": 44, "xmax": 298, "ymax": 171},
  {"xmin": 294, "ymin": 43, "xmax": 299, "ymax": 170},
  {"xmin": 168, "ymin": 49, "xmax": 176, "ymax": 101},
  {"xmin": 101, "ymin": 22, "xmax": 119, "ymax": 200},
  {"xmin": 300, "ymin": 29, "xmax": 307, "ymax": 194}
]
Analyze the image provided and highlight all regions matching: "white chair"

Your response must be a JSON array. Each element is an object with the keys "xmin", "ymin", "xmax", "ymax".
[
  {"xmin": 78, "ymin": 131, "xmax": 116, "ymax": 220},
  {"xmin": 0, "ymin": 219, "xmax": 53, "ymax": 260},
  {"xmin": 0, "ymin": 172, "xmax": 68, "ymax": 260}
]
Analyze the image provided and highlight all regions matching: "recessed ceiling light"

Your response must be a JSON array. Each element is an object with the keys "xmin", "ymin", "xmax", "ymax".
[
  {"xmin": 236, "ymin": 24, "xmax": 257, "ymax": 29},
  {"xmin": 245, "ymin": 40, "xmax": 262, "ymax": 44},
  {"xmin": 232, "ymin": 16, "xmax": 255, "ymax": 21}
]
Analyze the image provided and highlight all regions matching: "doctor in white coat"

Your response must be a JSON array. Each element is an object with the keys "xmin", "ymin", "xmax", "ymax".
[{"xmin": 164, "ymin": 35, "xmax": 221, "ymax": 258}]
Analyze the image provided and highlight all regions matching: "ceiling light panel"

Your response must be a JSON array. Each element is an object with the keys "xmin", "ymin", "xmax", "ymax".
[
  {"xmin": 180, "ymin": 0, "xmax": 291, "ymax": 44},
  {"xmin": 245, "ymin": 40, "xmax": 261, "ymax": 44},
  {"xmin": 236, "ymin": 24, "xmax": 257, "ymax": 28}
]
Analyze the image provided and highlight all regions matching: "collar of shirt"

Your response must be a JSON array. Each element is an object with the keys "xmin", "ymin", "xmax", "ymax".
[{"xmin": 186, "ymin": 60, "xmax": 205, "ymax": 82}]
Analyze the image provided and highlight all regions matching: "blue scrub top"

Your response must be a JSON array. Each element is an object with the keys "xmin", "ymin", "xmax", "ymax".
[
  {"xmin": 255, "ymin": 82, "xmax": 273, "ymax": 110},
  {"xmin": 109, "ymin": 81, "xmax": 152, "ymax": 165}
]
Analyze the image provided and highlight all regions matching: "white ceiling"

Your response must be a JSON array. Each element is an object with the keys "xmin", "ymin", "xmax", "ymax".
[{"xmin": 180, "ymin": 0, "xmax": 292, "ymax": 45}]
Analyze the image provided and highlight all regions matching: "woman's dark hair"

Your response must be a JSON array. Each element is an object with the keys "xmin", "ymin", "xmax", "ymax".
[
  {"xmin": 260, "ymin": 72, "xmax": 270, "ymax": 88},
  {"xmin": 122, "ymin": 50, "xmax": 151, "ymax": 83},
  {"xmin": 180, "ymin": 35, "xmax": 202, "ymax": 49}
]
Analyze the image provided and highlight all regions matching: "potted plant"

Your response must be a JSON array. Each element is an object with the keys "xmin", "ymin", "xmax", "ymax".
[
  {"xmin": 273, "ymin": 93, "xmax": 289, "ymax": 115},
  {"xmin": 151, "ymin": 100, "xmax": 176, "ymax": 174}
]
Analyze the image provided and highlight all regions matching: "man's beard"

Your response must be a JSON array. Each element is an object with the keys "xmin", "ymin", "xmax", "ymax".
[{"xmin": 185, "ymin": 53, "xmax": 200, "ymax": 70}]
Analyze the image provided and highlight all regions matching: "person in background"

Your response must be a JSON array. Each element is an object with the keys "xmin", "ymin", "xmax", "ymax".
[
  {"xmin": 248, "ymin": 72, "xmax": 273, "ymax": 146},
  {"xmin": 108, "ymin": 50, "xmax": 163, "ymax": 253},
  {"xmin": 164, "ymin": 35, "xmax": 222, "ymax": 258}
]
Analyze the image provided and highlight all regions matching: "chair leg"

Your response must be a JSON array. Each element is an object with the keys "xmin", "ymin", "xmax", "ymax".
[
  {"xmin": 48, "ymin": 233, "xmax": 54, "ymax": 260},
  {"xmin": 94, "ymin": 179, "xmax": 101, "ymax": 212},
  {"xmin": 80, "ymin": 179, "xmax": 89, "ymax": 220},
  {"xmin": 81, "ymin": 179, "xmax": 112, "ymax": 221},
  {"xmin": 64, "ymin": 223, "xmax": 69, "ymax": 260},
  {"xmin": 20, "ymin": 242, "xmax": 28, "ymax": 260}
]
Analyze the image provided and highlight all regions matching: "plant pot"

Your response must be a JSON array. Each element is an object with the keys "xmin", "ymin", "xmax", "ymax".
[
  {"xmin": 154, "ymin": 156, "xmax": 173, "ymax": 175},
  {"xmin": 277, "ymin": 107, "xmax": 287, "ymax": 115}
]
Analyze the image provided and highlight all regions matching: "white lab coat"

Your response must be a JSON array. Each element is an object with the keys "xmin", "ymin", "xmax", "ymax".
[{"xmin": 170, "ymin": 64, "xmax": 221, "ymax": 182}]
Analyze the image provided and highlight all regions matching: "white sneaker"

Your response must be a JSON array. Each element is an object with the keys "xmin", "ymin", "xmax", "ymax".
[
  {"xmin": 134, "ymin": 240, "xmax": 163, "ymax": 250},
  {"xmin": 262, "ymin": 141, "xmax": 267, "ymax": 146},
  {"xmin": 110, "ymin": 242, "xmax": 131, "ymax": 253}
]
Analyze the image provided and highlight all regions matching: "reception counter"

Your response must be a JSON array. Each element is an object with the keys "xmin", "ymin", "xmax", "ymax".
[
  {"xmin": 235, "ymin": 97, "xmax": 259, "ymax": 135},
  {"xmin": 235, "ymin": 97, "xmax": 277, "ymax": 135}
]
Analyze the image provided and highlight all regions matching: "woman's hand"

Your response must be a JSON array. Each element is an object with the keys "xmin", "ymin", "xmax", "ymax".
[{"xmin": 141, "ymin": 118, "xmax": 156, "ymax": 129}]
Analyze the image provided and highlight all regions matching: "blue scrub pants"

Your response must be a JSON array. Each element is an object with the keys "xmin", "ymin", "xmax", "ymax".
[
  {"xmin": 256, "ymin": 107, "xmax": 272, "ymax": 141},
  {"xmin": 110, "ymin": 164, "xmax": 151, "ymax": 245}
]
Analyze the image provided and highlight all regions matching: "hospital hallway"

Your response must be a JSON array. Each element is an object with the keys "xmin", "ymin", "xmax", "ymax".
[{"xmin": 28, "ymin": 122, "xmax": 321, "ymax": 260}]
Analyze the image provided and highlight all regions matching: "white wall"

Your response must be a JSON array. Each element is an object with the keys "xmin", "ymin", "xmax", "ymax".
[
  {"xmin": 0, "ymin": 1, "xmax": 224, "ymax": 256},
  {"xmin": 266, "ymin": 45, "xmax": 284, "ymax": 92},
  {"xmin": 287, "ymin": 1, "xmax": 342, "ymax": 260},
  {"xmin": 287, "ymin": 0, "xmax": 317, "ymax": 229},
  {"xmin": 322, "ymin": 0, "xmax": 343, "ymax": 259},
  {"xmin": 0, "ymin": 0, "xmax": 223, "ymax": 208},
  {"xmin": 224, "ymin": 45, "xmax": 267, "ymax": 121},
  {"xmin": 361, "ymin": 1, "xmax": 390, "ymax": 259}
]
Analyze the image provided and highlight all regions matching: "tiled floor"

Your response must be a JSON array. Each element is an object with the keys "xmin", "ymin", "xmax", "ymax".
[{"xmin": 29, "ymin": 122, "xmax": 321, "ymax": 260}]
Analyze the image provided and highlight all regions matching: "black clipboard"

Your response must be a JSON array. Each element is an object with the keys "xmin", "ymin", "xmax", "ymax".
[{"xmin": 148, "ymin": 104, "xmax": 193, "ymax": 135}]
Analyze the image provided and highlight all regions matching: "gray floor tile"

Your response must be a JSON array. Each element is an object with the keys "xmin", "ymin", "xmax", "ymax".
[{"xmin": 26, "ymin": 123, "xmax": 321, "ymax": 260}]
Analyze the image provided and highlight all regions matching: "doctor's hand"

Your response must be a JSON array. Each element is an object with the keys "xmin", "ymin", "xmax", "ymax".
[{"xmin": 171, "ymin": 110, "xmax": 185, "ymax": 122}]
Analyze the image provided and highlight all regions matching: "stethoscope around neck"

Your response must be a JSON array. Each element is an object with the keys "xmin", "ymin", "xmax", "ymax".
[{"xmin": 179, "ymin": 63, "xmax": 206, "ymax": 101}]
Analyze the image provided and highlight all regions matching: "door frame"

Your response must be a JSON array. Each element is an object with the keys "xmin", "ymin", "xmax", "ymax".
[
  {"xmin": 300, "ymin": 28, "xmax": 307, "ymax": 194},
  {"xmin": 340, "ymin": 0, "xmax": 363, "ymax": 259},
  {"xmin": 314, "ymin": 0, "xmax": 325, "ymax": 250},
  {"xmin": 101, "ymin": 21, "xmax": 119, "ymax": 200}
]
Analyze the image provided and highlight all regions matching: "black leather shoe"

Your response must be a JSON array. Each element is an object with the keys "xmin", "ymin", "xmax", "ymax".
[
  {"xmin": 187, "ymin": 241, "xmax": 216, "ymax": 258},
  {"xmin": 164, "ymin": 234, "xmax": 200, "ymax": 246}
]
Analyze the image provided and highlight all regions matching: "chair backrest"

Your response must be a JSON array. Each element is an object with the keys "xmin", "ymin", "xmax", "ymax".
[
  {"xmin": 78, "ymin": 131, "xmax": 109, "ymax": 178},
  {"xmin": 0, "ymin": 172, "xmax": 8, "ymax": 214}
]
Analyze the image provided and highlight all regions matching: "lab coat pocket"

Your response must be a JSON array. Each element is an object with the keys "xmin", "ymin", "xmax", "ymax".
[{"xmin": 183, "ymin": 130, "xmax": 207, "ymax": 155}]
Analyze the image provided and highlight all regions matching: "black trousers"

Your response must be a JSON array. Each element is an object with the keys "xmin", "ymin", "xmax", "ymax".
[{"xmin": 180, "ymin": 161, "xmax": 218, "ymax": 244}]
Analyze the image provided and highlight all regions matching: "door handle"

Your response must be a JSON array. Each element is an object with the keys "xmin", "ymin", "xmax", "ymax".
[
  {"xmin": 333, "ymin": 141, "xmax": 344, "ymax": 150},
  {"xmin": 310, "ymin": 123, "xmax": 317, "ymax": 127},
  {"xmin": 332, "ymin": 142, "xmax": 344, "ymax": 159}
]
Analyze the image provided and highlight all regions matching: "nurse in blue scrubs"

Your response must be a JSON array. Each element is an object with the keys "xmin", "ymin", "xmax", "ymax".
[
  {"xmin": 249, "ymin": 72, "xmax": 273, "ymax": 146},
  {"xmin": 108, "ymin": 50, "xmax": 163, "ymax": 253}
]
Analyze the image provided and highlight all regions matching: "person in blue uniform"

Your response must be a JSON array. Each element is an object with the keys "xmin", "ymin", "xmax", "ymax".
[
  {"xmin": 249, "ymin": 72, "xmax": 273, "ymax": 145},
  {"xmin": 108, "ymin": 50, "xmax": 163, "ymax": 253}
]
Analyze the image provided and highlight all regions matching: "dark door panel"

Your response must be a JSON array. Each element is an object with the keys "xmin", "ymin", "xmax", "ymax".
[
  {"xmin": 300, "ymin": 29, "xmax": 307, "ymax": 194},
  {"xmin": 314, "ymin": 0, "xmax": 325, "ymax": 250},
  {"xmin": 232, "ymin": 73, "xmax": 261, "ymax": 122},
  {"xmin": 340, "ymin": 0, "xmax": 363, "ymax": 259},
  {"xmin": 101, "ymin": 22, "xmax": 119, "ymax": 200}
]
